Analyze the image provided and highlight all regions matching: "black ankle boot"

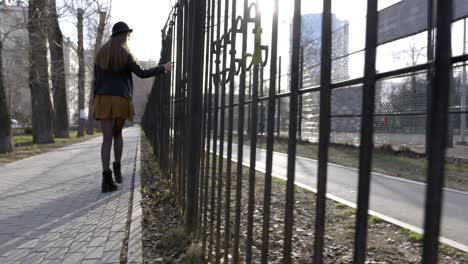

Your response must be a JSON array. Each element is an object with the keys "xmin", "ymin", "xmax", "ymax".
[
  {"xmin": 113, "ymin": 162, "xmax": 122, "ymax": 184},
  {"xmin": 102, "ymin": 170, "xmax": 118, "ymax": 193}
]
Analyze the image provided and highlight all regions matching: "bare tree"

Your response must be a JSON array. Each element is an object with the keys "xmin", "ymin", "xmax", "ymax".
[
  {"xmin": 0, "ymin": 2, "xmax": 29, "ymax": 153},
  {"xmin": 0, "ymin": 37, "xmax": 13, "ymax": 153},
  {"xmin": 48, "ymin": 0, "xmax": 70, "ymax": 138},
  {"xmin": 28, "ymin": 0, "xmax": 54, "ymax": 144},
  {"xmin": 76, "ymin": 7, "xmax": 86, "ymax": 137},
  {"xmin": 86, "ymin": 7, "xmax": 109, "ymax": 135},
  {"xmin": 61, "ymin": 0, "xmax": 111, "ymax": 137}
]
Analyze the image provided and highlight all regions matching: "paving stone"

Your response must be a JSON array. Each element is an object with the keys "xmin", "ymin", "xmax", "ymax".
[
  {"xmin": 62, "ymin": 252, "xmax": 84, "ymax": 263},
  {"xmin": 75, "ymin": 232, "xmax": 93, "ymax": 242},
  {"xmin": 44, "ymin": 247, "xmax": 68, "ymax": 260},
  {"xmin": 31, "ymin": 241, "xmax": 54, "ymax": 253},
  {"xmin": 108, "ymin": 232, "xmax": 124, "ymax": 241},
  {"xmin": 40, "ymin": 259, "xmax": 63, "ymax": 264},
  {"xmin": 4, "ymin": 249, "xmax": 30, "ymax": 261},
  {"xmin": 21, "ymin": 252, "xmax": 47, "ymax": 263},
  {"xmin": 40, "ymin": 233, "xmax": 60, "ymax": 242},
  {"xmin": 93, "ymin": 228, "xmax": 110, "ymax": 238},
  {"xmin": 81, "ymin": 259, "xmax": 100, "ymax": 264},
  {"xmin": 104, "ymin": 239, "xmax": 121, "ymax": 252},
  {"xmin": 79, "ymin": 225, "xmax": 97, "ymax": 233},
  {"xmin": 88, "ymin": 237, "xmax": 107, "ymax": 247},
  {"xmin": 17, "ymin": 238, "xmax": 40, "ymax": 249},
  {"xmin": 83, "ymin": 246, "xmax": 104, "ymax": 260},
  {"xmin": 60, "ymin": 229, "xmax": 79, "ymax": 238},
  {"xmin": 0, "ymin": 127, "xmax": 141, "ymax": 264},
  {"xmin": 52, "ymin": 237, "xmax": 74, "ymax": 248},
  {"xmin": 100, "ymin": 250, "xmax": 120, "ymax": 263}
]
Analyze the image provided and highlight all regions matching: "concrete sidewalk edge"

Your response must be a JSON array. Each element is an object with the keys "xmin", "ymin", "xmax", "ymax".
[{"xmin": 127, "ymin": 130, "xmax": 143, "ymax": 263}]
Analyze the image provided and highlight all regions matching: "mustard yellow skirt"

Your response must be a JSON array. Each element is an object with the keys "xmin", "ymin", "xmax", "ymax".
[{"xmin": 91, "ymin": 95, "xmax": 135, "ymax": 121}]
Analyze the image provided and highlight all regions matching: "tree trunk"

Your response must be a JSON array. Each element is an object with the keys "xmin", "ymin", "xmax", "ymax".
[
  {"xmin": 28, "ymin": 0, "xmax": 54, "ymax": 144},
  {"xmin": 48, "ymin": 0, "xmax": 70, "ymax": 138},
  {"xmin": 77, "ymin": 8, "xmax": 85, "ymax": 137},
  {"xmin": 0, "ymin": 41, "xmax": 14, "ymax": 154},
  {"xmin": 86, "ymin": 10, "xmax": 107, "ymax": 135}
]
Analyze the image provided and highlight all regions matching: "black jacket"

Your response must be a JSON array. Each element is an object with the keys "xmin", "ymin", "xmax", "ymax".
[{"xmin": 94, "ymin": 56, "xmax": 166, "ymax": 98}]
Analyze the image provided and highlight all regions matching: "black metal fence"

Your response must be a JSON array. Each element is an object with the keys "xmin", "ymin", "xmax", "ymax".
[{"xmin": 141, "ymin": 0, "xmax": 467, "ymax": 263}]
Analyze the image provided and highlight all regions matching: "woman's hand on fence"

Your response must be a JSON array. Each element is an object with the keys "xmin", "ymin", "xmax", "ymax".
[{"xmin": 164, "ymin": 61, "xmax": 173, "ymax": 73}]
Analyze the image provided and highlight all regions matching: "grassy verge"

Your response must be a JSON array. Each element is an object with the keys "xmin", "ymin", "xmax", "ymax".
[
  {"xmin": 202, "ymin": 152, "xmax": 468, "ymax": 263},
  {"xmin": 140, "ymin": 130, "xmax": 468, "ymax": 263},
  {"xmin": 0, "ymin": 131, "xmax": 102, "ymax": 166},
  {"xmin": 229, "ymin": 134, "xmax": 468, "ymax": 192}
]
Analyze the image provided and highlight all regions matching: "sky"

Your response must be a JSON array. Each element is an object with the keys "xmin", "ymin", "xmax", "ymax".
[
  {"xmin": 57, "ymin": 0, "xmax": 399, "ymax": 62},
  {"xmin": 109, "ymin": 0, "xmax": 173, "ymax": 61},
  {"xmin": 56, "ymin": 0, "xmax": 465, "ymax": 75},
  {"xmin": 59, "ymin": 0, "xmax": 173, "ymax": 61}
]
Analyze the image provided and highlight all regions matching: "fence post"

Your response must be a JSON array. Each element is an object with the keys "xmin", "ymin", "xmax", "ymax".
[
  {"xmin": 186, "ymin": 0, "xmax": 207, "ymax": 235},
  {"xmin": 283, "ymin": 0, "xmax": 301, "ymax": 262},
  {"xmin": 314, "ymin": 0, "xmax": 333, "ymax": 263},
  {"xmin": 261, "ymin": 0, "xmax": 279, "ymax": 261},
  {"xmin": 353, "ymin": 0, "xmax": 378, "ymax": 262},
  {"xmin": 422, "ymin": 0, "xmax": 453, "ymax": 262}
]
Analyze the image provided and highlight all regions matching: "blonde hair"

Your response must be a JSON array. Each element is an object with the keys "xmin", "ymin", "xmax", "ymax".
[{"xmin": 95, "ymin": 33, "xmax": 132, "ymax": 71}]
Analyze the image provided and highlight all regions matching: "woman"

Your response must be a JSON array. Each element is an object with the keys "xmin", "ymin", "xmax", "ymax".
[{"xmin": 91, "ymin": 21, "xmax": 171, "ymax": 193}]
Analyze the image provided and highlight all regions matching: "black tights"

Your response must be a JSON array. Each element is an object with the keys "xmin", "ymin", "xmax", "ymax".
[{"xmin": 100, "ymin": 118, "xmax": 125, "ymax": 171}]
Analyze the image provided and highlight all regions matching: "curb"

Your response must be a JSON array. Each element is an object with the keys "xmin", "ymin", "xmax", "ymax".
[
  {"xmin": 217, "ymin": 151, "xmax": 468, "ymax": 254},
  {"xmin": 127, "ymin": 133, "xmax": 143, "ymax": 263}
]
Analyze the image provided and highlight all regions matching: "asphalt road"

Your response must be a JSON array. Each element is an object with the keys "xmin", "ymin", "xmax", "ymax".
[{"xmin": 213, "ymin": 140, "xmax": 468, "ymax": 252}]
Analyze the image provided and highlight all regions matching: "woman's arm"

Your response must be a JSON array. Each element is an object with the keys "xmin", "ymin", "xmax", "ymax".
[{"xmin": 127, "ymin": 56, "xmax": 167, "ymax": 78}]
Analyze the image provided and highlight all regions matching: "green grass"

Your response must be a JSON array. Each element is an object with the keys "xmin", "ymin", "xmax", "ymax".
[
  {"xmin": 402, "ymin": 228, "xmax": 423, "ymax": 242},
  {"xmin": 368, "ymin": 215, "xmax": 380, "ymax": 225},
  {"xmin": 13, "ymin": 130, "xmax": 90, "ymax": 147},
  {"xmin": 343, "ymin": 208, "xmax": 357, "ymax": 217},
  {"xmin": 335, "ymin": 202, "xmax": 348, "ymax": 209}
]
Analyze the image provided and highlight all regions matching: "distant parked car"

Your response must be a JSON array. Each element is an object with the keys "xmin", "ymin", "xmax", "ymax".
[{"xmin": 11, "ymin": 119, "xmax": 20, "ymax": 129}]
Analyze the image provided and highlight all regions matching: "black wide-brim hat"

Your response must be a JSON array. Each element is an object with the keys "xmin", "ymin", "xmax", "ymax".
[{"xmin": 112, "ymin": 21, "xmax": 133, "ymax": 37}]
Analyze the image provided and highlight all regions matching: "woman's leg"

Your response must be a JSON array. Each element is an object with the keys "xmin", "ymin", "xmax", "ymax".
[
  {"xmin": 100, "ymin": 119, "xmax": 114, "ymax": 171},
  {"xmin": 113, "ymin": 118, "xmax": 126, "ymax": 163}
]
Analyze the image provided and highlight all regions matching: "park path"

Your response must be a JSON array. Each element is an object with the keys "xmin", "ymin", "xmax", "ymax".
[
  {"xmin": 214, "ymin": 140, "xmax": 468, "ymax": 253},
  {"xmin": 0, "ymin": 127, "xmax": 143, "ymax": 264}
]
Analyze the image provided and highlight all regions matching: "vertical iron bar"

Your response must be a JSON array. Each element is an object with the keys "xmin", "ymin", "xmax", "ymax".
[
  {"xmin": 170, "ymin": 15, "xmax": 177, "ymax": 187},
  {"xmin": 261, "ymin": 0, "xmax": 279, "ymax": 261},
  {"xmin": 247, "ymin": 69, "xmax": 252, "ymax": 134},
  {"xmin": 246, "ymin": 2, "xmax": 261, "ymax": 262},
  {"xmin": 180, "ymin": 0, "xmax": 191, "ymax": 212},
  {"xmin": 224, "ymin": 0, "xmax": 238, "ymax": 261},
  {"xmin": 174, "ymin": 1, "xmax": 184, "ymax": 208},
  {"xmin": 209, "ymin": 0, "xmax": 222, "ymax": 259},
  {"xmin": 203, "ymin": 0, "xmax": 216, "ymax": 256},
  {"xmin": 353, "ymin": 0, "xmax": 378, "ymax": 262},
  {"xmin": 422, "ymin": 0, "xmax": 453, "ymax": 262},
  {"xmin": 260, "ymin": 65, "xmax": 266, "ymax": 137},
  {"xmin": 215, "ymin": 0, "xmax": 230, "ymax": 261},
  {"xmin": 164, "ymin": 29, "xmax": 173, "ymax": 173},
  {"xmin": 277, "ymin": 56, "xmax": 282, "ymax": 137},
  {"xmin": 186, "ymin": 0, "xmax": 206, "ymax": 234},
  {"xmin": 282, "ymin": 0, "xmax": 301, "ymax": 262},
  {"xmin": 426, "ymin": 0, "xmax": 435, "ymax": 154},
  {"xmin": 313, "ymin": 0, "xmax": 332, "ymax": 263},
  {"xmin": 233, "ymin": 0, "xmax": 250, "ymax": 261},
  {"xmin": 298, "ymin": 47, "xmax": 304, "ymax": 139},
  {"xmin": 199, "ymin": 0, "xmax": 212, "ymax": 238},
  {"xmin": 182, "ymin": 0, "xmax": 193, "ymax": 218},
  {"xmin": 461, "ymin": 18, "xmax": 467, "ymax": 144}
]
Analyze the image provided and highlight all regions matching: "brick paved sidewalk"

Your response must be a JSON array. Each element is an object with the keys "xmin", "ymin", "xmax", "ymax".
[{"xmin": 0, "ymin": 126, "xmax": 142, "ymax": 264}]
